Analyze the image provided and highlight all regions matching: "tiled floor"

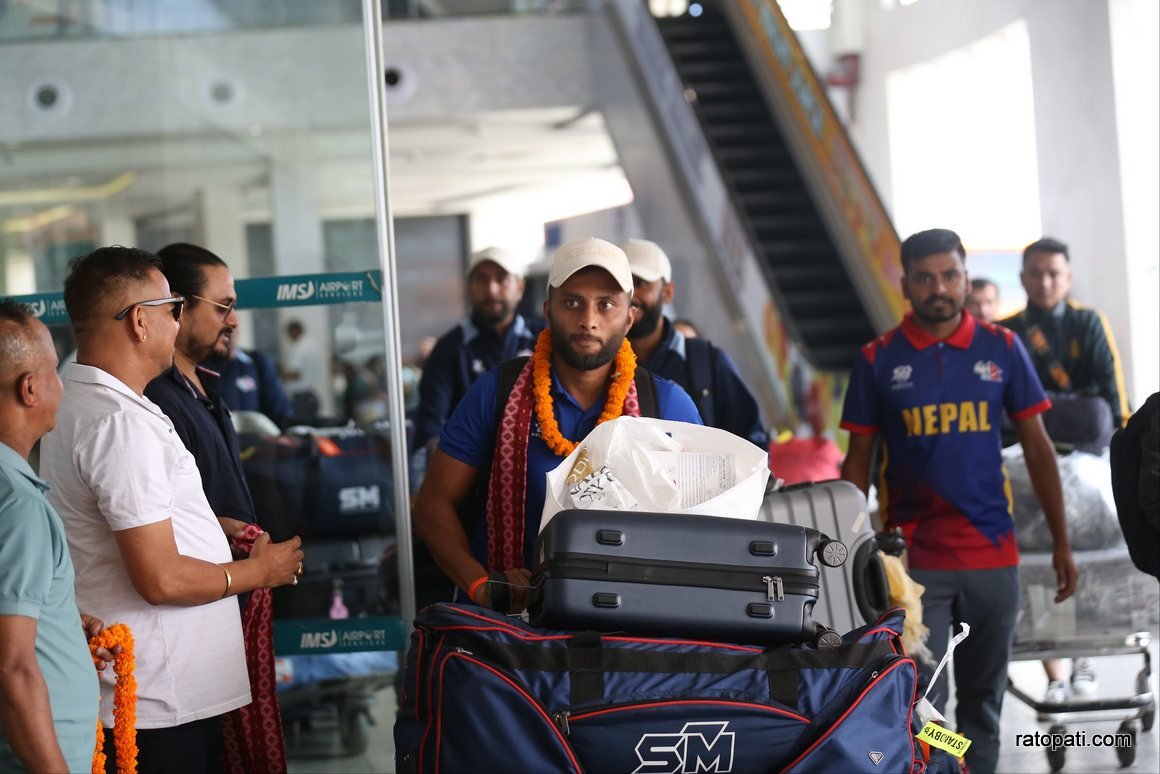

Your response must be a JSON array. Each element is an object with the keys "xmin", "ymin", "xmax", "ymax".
[{"xmin": 287, "ymin": 633, "xmax": 1158, "ymax": 773}]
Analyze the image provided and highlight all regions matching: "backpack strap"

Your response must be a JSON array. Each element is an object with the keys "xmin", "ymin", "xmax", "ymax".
[
  {"xmin": 683, "ymin": 337, "xmax": 716, "ymax": 426},
  {"xmin": 634, "ymin": 366, "xmax": 659, "ymax": 418},
  {"xmin": 495, "ymin": 356, "xmax": 531, "ymax": 417}
]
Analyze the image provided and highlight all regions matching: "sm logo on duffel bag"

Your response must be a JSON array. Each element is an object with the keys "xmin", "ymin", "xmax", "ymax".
[{"xmin": 634, "ymin": 721, "xmax": 735, "ymax": 773}]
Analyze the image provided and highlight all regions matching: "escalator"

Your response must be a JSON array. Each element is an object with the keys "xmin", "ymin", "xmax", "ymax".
[{"xmin": 654, "ymin": 2, "xmax": 875, "ymax": 370}]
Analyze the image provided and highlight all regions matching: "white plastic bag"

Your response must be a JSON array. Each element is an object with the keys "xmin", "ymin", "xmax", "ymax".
[{"xmin": 539, "ymin": 416, "xmax": 770, "ymax": 532}]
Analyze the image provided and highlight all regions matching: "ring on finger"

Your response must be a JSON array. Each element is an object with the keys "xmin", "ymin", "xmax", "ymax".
[{"xmin": 296, "ymin": 561, "xmax": 304, "ymax": 576}]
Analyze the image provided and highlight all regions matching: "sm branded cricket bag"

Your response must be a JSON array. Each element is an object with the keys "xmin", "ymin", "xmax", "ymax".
[{"xmin": 394, "ymin": 604, "xmax": 920, "ymax": 773}]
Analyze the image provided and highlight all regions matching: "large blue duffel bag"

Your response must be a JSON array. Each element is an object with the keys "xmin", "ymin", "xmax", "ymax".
[{"xmin": 394, "ymin": 604, "xmax": 921, "ymax": 773}]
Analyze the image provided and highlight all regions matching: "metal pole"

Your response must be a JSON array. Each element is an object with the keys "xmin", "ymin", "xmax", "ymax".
[{"xmin": 361, "ymin": 0, "xmax": 416, "ymax": 634}]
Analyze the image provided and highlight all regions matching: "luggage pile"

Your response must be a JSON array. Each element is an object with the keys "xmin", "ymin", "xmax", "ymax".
[{"xmin": 396, "ymin": 480, "xmax": 951, "ymax": 772}]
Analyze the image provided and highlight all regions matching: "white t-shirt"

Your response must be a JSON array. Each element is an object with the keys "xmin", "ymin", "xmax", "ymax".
[{"xmin": 40, "ymin": 364, "xmax": 250, "ymax": 729}]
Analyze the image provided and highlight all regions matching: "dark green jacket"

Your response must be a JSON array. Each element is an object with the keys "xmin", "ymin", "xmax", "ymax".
[{"xmin": 1000, "ymin": 299, "xmax": 1128, "ymax": 426}]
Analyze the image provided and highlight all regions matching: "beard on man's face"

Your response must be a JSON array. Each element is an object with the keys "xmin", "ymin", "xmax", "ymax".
[
  {"xmin": 627, "ymin": 300, "xmax": 663, "ymax": 340},
  {"xmin": 551, "ymin": 326, "xmax": 624, "ymax": 371},
  {"xmin": 473, "ymin": 298, "xmax": 514, "ymax": 326},
  {"xmin": 197, "ymin": 329, "xmax": 234, "ymax": 364},
  {"xmin": 912, "ymin": 294, "xmax": 962, "ymax": 324}
]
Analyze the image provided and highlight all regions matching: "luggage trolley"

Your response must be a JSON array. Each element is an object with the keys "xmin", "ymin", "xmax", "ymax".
[
  {"xmin": 1002, "ymin": 442, "xmax": 1158, "ymax": 771},
  {"xmin": 1005, "ymin": 547, "xmax": 1157, "ymax": 772}
]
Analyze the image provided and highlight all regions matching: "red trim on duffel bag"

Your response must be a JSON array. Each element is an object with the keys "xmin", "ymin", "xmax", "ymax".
[
  {"xmin": 433, "ymin": 653, "xmax": 581, "ymax": 774},
  {"xmin": 570, "ymin": 698, "xmax": 810, "ymax": 724},
  {"xmin": 418, "ymin": 639, "xmax": 448, "ymax": 774},
  {"xmin": 777, "ymin": 658, "xmax": 917, "ymax": 773}
]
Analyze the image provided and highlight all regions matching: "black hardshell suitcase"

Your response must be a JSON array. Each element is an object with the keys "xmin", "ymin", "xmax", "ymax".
[
  {"xmin": 529, "ymin": 509, "xmax": 848, "ymax": 647},
  {"xmin": 760, "ymin": 480, "xmax": 891, "ymax": 636}
]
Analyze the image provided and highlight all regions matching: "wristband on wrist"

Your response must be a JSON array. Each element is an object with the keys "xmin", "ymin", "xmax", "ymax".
[
  {"xmin": 220, "ymin": 565, "xmax": 233, "ymax": 599},
  {"xmin": 467, "ymin": 574, "xmax": 489, "ymax": 603}
]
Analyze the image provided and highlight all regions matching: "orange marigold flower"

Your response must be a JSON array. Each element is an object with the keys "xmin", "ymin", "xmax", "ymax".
[
  {"xmin": 90, "ymin": 623, "xmax": 137, "ymax": 774},
  {"xmin": 532, "ymin": 328, "xmax": 637, "ymax": 457}
]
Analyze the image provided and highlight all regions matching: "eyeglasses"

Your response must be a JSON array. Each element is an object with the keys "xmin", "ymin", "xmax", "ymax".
[
  {"xmin": 114, "ymin": 296, "xmax": 185, "ymax": 321},
  {"xmin": 190, "ymin": 294, "xmax": 237, "ymax": 320}
]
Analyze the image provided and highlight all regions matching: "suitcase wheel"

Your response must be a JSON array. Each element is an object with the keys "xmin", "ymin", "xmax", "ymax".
[
  {"xmin": 817, "ymin": 539, "xmax": 848, "ymax": 568},
  {"xmin": 815, "ymin": 626, "xmax": 843, "ymax": 649}
]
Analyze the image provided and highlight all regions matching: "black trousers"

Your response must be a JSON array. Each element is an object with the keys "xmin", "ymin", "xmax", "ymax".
[{"xmin": 103, "ymin": 714, "xmax": 224, "ymax": 774}]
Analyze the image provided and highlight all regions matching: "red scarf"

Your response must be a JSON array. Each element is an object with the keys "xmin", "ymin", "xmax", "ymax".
[
  {"xmin": 485, "ymin": 359, "xmax": 642, "ymax": 570},
  {"xmin": 221, "ymin": 526, "xmax": 287, "ymax": 774}
]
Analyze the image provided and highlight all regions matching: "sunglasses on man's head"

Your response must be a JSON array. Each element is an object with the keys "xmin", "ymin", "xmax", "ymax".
[{"xmin": 113, "ymin": 295, "xmax": 185, "ymax": 322}]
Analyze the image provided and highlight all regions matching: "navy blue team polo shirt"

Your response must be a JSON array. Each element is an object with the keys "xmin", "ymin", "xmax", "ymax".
[
  {"xmin": 439, "ymin": 363, "xmax": 703, "ymax": 570},
  {"xmin": 145, "ymin": 365, "xmax": 256, "ymax": 523},
  {"xmin": 841, "ymin": 310, "xmax": 1050, "ymax": 570}
]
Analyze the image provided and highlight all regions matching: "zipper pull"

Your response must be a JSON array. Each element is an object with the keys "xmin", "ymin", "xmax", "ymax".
[
  {"xmin": 762, "ymin": 575, "xmax": 784, "ymax": 602},
  {"xmin": 455, "ymin": 646, "xmax": 474, "ymax": 656},
  {"xmin": 555, "ymin": 710, "xmax": 571, "ymax": 736}
]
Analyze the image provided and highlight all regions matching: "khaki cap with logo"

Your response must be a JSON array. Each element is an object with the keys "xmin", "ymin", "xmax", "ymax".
[{"xmin": 546, "ymin": 238, "xmax": 634, "ymax": 294}]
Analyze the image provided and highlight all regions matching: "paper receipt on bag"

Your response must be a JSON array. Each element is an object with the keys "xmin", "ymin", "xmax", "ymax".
[
  {"xmin": 917, "ymin": 722, "xmax": 971, "ymax": 756},
  {"xmin": 653, "ymin": 451, "xmax": 735, "ymax": 510}
]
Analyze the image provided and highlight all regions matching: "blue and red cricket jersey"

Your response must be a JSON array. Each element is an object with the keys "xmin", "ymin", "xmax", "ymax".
[{"xmin": 841, "ymin": 310, "xmax": 1050, "ymax": 570}]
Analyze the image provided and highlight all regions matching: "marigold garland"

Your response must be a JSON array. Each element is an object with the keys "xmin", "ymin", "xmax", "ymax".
[
  {"xmin": 90, "ymin": 623, "xmax": 137, "ymax": 774},
  {"xmin": 532, "ymin": 328, "xmax": 636, "ymax": 457}
]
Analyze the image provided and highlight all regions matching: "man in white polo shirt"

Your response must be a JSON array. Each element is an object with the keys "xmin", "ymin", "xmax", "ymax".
[{"xmin": 40, "ymin": 246, "xmax": 304, "ymax": 774}]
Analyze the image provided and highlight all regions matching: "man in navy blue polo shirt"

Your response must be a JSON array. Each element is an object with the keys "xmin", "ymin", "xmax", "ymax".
[
  {"xmin": 622, "ymin": 238, "xmax": 769, "ymax": 448},
  {"xmin": 144, "ymin": 243, "xmax": 256, "ymax": 534},
  {"xmin": 411, "ymin": 247, "xmax": 544, "ymax": 465},
  {"xmin": 840, "ymin": 228, "xmax": 1077, "ymax": 774},
  {"xmin": 218, "ymin": 336, "xmax": 294, "ymax": 426},
  {"xmin": 414, "ymin": 238, "xmax": 701, "ymax": 613}
]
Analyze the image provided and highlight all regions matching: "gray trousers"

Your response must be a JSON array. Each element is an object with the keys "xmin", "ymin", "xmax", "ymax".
[{"xmin": 910, "ymin": 566, "xmax": 1020, "ymax": 774}]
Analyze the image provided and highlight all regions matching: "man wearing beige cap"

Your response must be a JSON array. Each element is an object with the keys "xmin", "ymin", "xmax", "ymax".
[
  {"xmin": 412, "ymin": 246, "xmax": 544, "ymax": 460},
  {"xmin": 414, "ymin": 238, "xmax": 701, "ymax": 613},
  {"xmin": 622, "ymin": 238, "xmax": 769, "ymax": 448}
]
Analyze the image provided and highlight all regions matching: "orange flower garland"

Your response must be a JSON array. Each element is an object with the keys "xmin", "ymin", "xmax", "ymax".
[
  {"xmin": 90, "ymin": 623, "xmax": 137, "ymax": 774},
  {"xmin": 532, "ymin": 328, "xmax": 637, "ymax": 456}
]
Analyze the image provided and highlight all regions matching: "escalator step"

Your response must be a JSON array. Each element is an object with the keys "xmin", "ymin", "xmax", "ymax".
[
  {"xmin": 748, "ymin": 215, "xmax": 829, "ymax": 239},
  {"xmin": 730, "ymin": 166, "xmax": 801, "ymax": 187},
  {"xmin": 736, "ymin": 190, "xmax": 813, "ymax": 211},
  {"xmin": 714, "ymin": 144, "xmax": 791, "ymax": 164},
  {"xmin": 685, "ymin": 82, "xmax": 763, "ymax": 101},
  {"xmin": 674, "ymin": 59, "xmax": 751, "ymax": 79},
  {"xmin": 664, "ymin": 41, "xmax": 744, "ymax": 63},
  {"xmin": 783, "ymin": 287, "xmax": 862, "ymax": 310},
  {"xmin": 760, "ymin": 239, "xmax": 835, "ymax": 259}
]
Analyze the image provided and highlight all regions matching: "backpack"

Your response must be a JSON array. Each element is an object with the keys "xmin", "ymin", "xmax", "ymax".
[
  {"xmin": 1110, "ymin": 392, "xmax": 1160, "ymax": 579},
  {"xmin": 684, "ymin": 336, "xmax": 717, "ymax": 427},
  {"xmin": 412, "ymin": 358, "xmax": 659, "ymax": 607}
]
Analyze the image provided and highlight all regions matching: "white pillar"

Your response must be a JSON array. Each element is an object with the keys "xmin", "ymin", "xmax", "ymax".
[{"xmin": 269, "ymin": 134, "xmax": 334, "ymax": 415}]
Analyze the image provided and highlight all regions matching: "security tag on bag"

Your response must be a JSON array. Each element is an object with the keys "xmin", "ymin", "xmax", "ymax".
[
  {"xmin": 917, "ymin": 722, "xmax": 972, "ymax": 757},
  {"xmin": 915, "ymin": 622, "xmax": 971, "ymax": 724}
]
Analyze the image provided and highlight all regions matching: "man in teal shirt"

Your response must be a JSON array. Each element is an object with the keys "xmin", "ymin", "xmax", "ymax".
[{"xmin": 0, "ymin": 299, "xmax": 102, "ymax": 772}]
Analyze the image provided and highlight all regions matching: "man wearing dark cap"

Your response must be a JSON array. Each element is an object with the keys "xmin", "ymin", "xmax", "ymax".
[
  {"xmin": 414, "ymin": 238, "xmax": 702, "ymax": 613},
  {"xmin": 412, "ymin": 247, "xmax": 544, "ymax": 462},
  {"xmin": 622, "ymin": 238, "xmax": 769, "ymax": 448},
  {"xmin": 840, "ymin": 228, "xmax": 1076, "ymax": 774}
]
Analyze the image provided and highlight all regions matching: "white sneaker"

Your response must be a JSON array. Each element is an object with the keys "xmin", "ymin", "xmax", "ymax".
[
  {"xmin": 1044, "ymin": 680, "xmax": 1069, "ymax": 705},
  {"xmin": 1070, "ymin": 658, "xmax": 1098, "ymax": 697}
]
